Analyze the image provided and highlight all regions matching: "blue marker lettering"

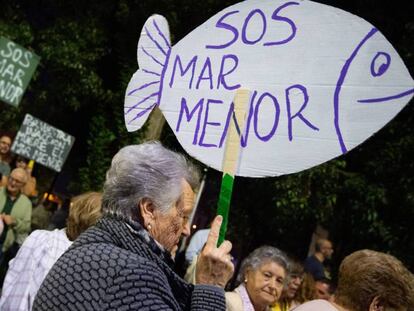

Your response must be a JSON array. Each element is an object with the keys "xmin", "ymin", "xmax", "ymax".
[
  {"xmin": 176, "ymin": 97, "xmax": 204, "ymax": 145},
  {"xmin": 217, "ymin": 54, "xmax": 241, "ymax": 90},
  {"xmin": 253, "ymin": 92, "xmax": 280, "ymax": 142},
  {"xmin": 196, "ymin": 57, "xmax": 213, "ymax": 90},
  {"xmin": 169, "ymin": 54, "xmax": 198, "ymax": 89},
  {"xmin": 199, "ymin": 99, "xmax": 223, "ymax": 147},
  {"xmin": 286, "ymin": 84, "xmax": 319, "ymax": 141}
]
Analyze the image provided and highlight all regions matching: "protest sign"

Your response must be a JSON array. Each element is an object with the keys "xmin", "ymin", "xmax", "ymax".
[
  {"xmin": 0, "ymin": 37, "xmax": 40, "ymax": 107},
  {"xmin": 11, "ymin": 114, "xmax": 74, "ymax": 172},
  {"xmin": 124, "ymin": 0, "xmax": 414, "ymax": 177}
]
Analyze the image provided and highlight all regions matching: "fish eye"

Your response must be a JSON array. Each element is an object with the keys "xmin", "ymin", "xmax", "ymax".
[{"xmin": 370, "ymin": 51, "xmax": 391, "ymax": 77}]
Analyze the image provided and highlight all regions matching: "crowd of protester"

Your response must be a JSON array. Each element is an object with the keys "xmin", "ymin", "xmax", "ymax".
[{"xmin": 0, "ymin": 139, "xmax": 412, "ymax": 310}]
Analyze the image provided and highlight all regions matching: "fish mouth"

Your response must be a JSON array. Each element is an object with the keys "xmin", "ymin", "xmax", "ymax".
[{"xmin": 357, "ymin": 87, "xmax": 414, "ymax": 104}]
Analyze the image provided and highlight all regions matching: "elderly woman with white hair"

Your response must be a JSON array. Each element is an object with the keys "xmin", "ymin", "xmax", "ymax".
[
  {"xmin": 226, "ymin": 246, "xmax": 290, "ymax": 311},
  {"xmin": 33, "ymin": 141, "xmax": 234, "ymax": 310}
]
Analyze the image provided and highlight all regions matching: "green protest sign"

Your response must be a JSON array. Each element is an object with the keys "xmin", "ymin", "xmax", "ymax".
[
  {"xmin": 11, "ymin": 114, "xmax": 75, "ymax": 172},
  {"xmin": 0, "ymin": 37, "xmax": 40, "ymax": 107}
]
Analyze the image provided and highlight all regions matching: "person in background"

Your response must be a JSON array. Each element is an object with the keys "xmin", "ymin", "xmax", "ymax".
[
  {"xmin": 272, "ymin": 260, "xmax": 315, "ymax": 311},
  {"xmin": 47, "ymin": 198, "xmax": 70, "ymax": 230},
  {"xmin": 226, "ymin": 246, "xmax": 289, "ymax": 311},
  {"xmin": 13, "ymin": 156, "xmax": 37, "ymax": 199},
  {"xmin": 31, "ymin": 200, "xmax": 57, "ymax": 231},
  {"xmin": 0, "ymin": 135, "xmax": 13, "ymax": 187},
  {"xmin": 185, "ymin": 227, "xmax": 210, "ymax": 265},
  {"xmin": 0, "ymin": 192, "xmax": 102, "ymax": 311},
  {"xmin": 33, "ymin": 142, "xmax": 234, "ymax": 310},
  {"xmin": 304, "ymin": 238, "xmax": 333, "ymax": 280},
  {"xmin": 294, "ymin": 249, "xmax": 414, "ymax": 311},
  {"xmin": 0, "ymin": 168, "xmax": 32, "ymax": 284},
  {"xmin": 0, "ymin": 168, "xmax": 32, "ymax": 258},
  {"xmin": 314, "ymin": 277, "xmax": 335, "ymax": 302}
]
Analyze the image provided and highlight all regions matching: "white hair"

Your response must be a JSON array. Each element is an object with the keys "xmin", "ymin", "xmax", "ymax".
[
  {"xmin": 236, "ymin": 246, "xmax": 290, "ymax": 285},
  {"xmin": 102, "ymin": 141, "xmax": 200, "ymax": 223}
]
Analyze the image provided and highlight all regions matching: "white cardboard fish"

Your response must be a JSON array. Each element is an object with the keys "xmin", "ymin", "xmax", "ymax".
[{"xmin": 124, "ymin": 0, "xmax": 414, "ymax": 177}]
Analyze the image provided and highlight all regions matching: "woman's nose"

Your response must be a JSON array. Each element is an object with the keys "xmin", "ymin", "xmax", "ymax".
[{"xmin": 182, "ymin": 222, "xmax": 191, "ymax": 236}]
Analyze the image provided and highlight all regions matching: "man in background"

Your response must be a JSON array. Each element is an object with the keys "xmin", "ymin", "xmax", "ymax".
[
  {"xmin": 0, "ymin": 168, "xmax": 32, "ymax": 283},
  {"xmin": 0, "ymin": 168, "xmax": 32, "ymax": 254},
  {"xmin": 0, "ymin": 135, "xmax": 13, "ymax": 187},
  {"xmin": 314, "ymin": 277, "xmax": 335, "ymax": 301},
  {"xmin": 304, "ymin": 238, "xmax": 333, "ymax": 280}
]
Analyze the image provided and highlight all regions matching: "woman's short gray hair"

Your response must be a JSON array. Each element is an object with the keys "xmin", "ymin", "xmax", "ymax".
[
  {"xmin": 236, "ymin": 246, "xmax": 290, "ymax": 285},
  {"xmin": 102, "ymin": 141, "xmax": 200, "ymax": 223}
]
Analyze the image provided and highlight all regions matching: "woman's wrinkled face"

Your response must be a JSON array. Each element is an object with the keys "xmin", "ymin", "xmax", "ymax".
[
  {"xmin": 152, "ymin": 179, "xmax": 194, "ymax": 254},
  {"xmin": 245, "ymin": 261, "xmax": 286, "ymax": 308}
]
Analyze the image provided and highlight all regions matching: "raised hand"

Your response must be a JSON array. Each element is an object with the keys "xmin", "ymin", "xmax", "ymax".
[{"xmin": 195, "ymin": 215, "xmax": 234, "ymax": 288}]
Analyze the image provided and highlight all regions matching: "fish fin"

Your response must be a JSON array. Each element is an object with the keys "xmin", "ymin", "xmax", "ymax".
[{"xmin": 124, "ymin": 14, "xmax": 171, "ymax": 132}]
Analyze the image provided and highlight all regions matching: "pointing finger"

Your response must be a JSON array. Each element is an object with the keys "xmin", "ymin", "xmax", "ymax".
[{"xmin": 204, "ymin": 215, "xmax": 222, "ymax": 250}]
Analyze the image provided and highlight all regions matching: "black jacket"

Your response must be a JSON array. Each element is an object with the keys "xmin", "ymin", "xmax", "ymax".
[{"xmin": 33, "ymin": 216, "xmax": 226, "ymax": 310}]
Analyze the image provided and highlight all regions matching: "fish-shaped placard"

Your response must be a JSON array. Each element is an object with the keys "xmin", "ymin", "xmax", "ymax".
[{"xmin": 124, "ymin": 0, "xmax": 414, "ymax": 177}]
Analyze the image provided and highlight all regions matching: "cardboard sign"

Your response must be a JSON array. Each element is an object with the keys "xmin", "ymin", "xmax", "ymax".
[
  {"xmin": 124, "ymin": 0, "xmax": 414, "ymax": 177},
  {"xmin": 11, "ymin": 114, "xmax": 74, "ymax": 172},
  {"xmin": 0, "ymin": 37, "xmax": 40, "ymax": 107}
]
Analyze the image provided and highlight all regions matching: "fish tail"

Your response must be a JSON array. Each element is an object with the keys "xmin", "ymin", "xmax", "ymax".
[{"xmin": 124, "ymin": 14, "xmax": 171, "ymax": 132}]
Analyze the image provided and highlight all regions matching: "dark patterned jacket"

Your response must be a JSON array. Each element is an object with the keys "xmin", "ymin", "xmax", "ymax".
[{"xmin": 32, "ymin": 216, "xmax": 226, "ymax": 310}]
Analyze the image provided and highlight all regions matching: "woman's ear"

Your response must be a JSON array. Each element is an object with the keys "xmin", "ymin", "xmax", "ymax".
[
  {"xmin": 369, "ymin": 296, "xmax": 384, "ymax": 311},
  {"xmin": 139, "ymin": 198, "xmax": 155, "ymax": 230},
  {"xmin": 244, "ymin": 268, "xmax": 252, "ymax": 283}
]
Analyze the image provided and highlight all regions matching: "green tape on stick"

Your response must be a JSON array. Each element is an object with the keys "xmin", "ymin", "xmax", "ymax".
[{"xmin": 217, "ymin": 173, "xmax": 235, "ymax": 246}]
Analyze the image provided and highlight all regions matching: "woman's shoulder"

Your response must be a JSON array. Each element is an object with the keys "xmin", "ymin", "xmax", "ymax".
[{"xmin": 225, "ymin": 290, "xmax": 243, "ymax": 311}]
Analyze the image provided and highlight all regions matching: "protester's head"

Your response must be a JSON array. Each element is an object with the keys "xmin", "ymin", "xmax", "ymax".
[
  {"xmin": 66, "ymin": 192, "xmax": 102, "ymax": 241},
  {"xmin": 335, "ymin": 249, "xmax": 414, "ymax": 311},
  {"xmin": 283, "ymin": 259, "xmax": 305, "ymax": 300},
  {"xmin": 0, "ymin": 135, "xmax": 12, "ymax": 160},
  {"xmin": 315, "ymin": 238, "xmax": 333, "ymax": 260},
  {"xmin": 15, "ymin": 155, "xmax": 30, "ymax": 169},
  {"xmin": 7, "ymin": 168, "xmax": 28, "ymax": 196},
  {"xmin": 314, "ymin": 277, "xmax": 334, "ymax": 301},
  {"xmin": 237, "ymin": 246, "xmax": 289, "ymax": 309},
  {"xmin": 102, "ymin": 141, "xmax": 200, "ymax": 254}
]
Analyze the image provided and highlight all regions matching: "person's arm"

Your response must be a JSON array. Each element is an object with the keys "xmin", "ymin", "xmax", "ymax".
[
  {"xmin": 11, "ymin": 199, "xmax": 32, "ymax": 235},
  {"xmin": 0, "ymin": 232, "xmax": 38, "ymax": 310},
  {"xmin": 106, "ymin": 258, "xmax": 226, "ymax": 311}
]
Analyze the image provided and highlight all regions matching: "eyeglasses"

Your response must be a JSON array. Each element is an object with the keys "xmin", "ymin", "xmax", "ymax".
[{"xmin": 8, "ymin": 176, "xmax": 25, "ymax": 185}]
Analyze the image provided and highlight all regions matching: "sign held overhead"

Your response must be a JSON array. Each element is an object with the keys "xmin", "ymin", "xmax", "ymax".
[
  {"xmin": 11, "ymin": 114, "xmax": 75, "ymax": 172},
  {"xmin": 124, "ymin": 0, "xmax": 414, "ymax": 177},
  {"xmin": 0, "ymin": 37, "xmax": 40, "ymax": 107}
]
